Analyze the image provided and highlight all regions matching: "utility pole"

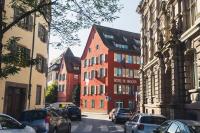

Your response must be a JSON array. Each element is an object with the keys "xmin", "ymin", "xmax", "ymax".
[{"xmin": 28, "ymin": 0, "xmax": 37, "ymax": 109}]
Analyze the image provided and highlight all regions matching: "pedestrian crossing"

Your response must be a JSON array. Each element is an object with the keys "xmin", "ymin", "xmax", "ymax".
[{"xmin": 71, "ymin": 121, "xmax": 124, "ymax": 133}]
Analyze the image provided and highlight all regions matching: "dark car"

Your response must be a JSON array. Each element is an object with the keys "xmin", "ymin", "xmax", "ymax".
[
  {"xmin": 112, "ymin": 108, "xmax": 132, "ymax": 123},
  {"xmin": 153, "ymin": 120, "xmax": 200, "ymax": 133},
  {"xmin": 19, "ymin": 109, "xmax": 71, "ymax": 133},
  {"xmin": 64, "ymin": 106, "xmax": 81, "ymax": 121}
]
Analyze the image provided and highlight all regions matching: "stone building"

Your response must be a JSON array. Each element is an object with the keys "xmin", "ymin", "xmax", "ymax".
[
  {"xmin": 0, "ymin": 0, "xmax": 50, "ymax": 119},
  {"xmin": 137, "ymin": 0, "xmax": 200, "ymax": 120}
]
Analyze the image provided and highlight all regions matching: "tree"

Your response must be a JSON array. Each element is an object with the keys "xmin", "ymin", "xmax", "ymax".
[
  {"xmin": 0, "ymin": 0, "xmax": 122, "ymax": 78},
  {"xmin": 72, "ymin": 84, "xmax": 80, "ymax": 106},
  {"xmin": 45, "ymin": 82, "xmax": 58, "ymax": 103}
]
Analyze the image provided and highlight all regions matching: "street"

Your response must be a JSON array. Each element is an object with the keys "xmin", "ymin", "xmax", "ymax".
[{"xmin": 71, "ymin": 112, "xmax": 124, "ymax": 133}]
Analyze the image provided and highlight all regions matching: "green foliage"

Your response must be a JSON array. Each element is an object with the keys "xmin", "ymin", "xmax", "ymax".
[
  {"xmin": 0, "ymin": 37, "xmax": 37, "ymax": 78},
  {"xmin": 45, "ymin": 82, "xmax": 58, "ymax": 103},
  {"xmin": 72, "ymin": 84, "xmax": 80, "ymax": 106},
  {"xmin": 0, "ymin": 0, "xmax": 122, "ymax": 78}
]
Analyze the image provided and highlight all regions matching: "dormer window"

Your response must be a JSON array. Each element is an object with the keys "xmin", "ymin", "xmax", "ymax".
[
  {"xmin": 103, "ymin": 33, "xmax": 114, "ymax": 39},
  {"xmin": 114, "ymin": 43, "xmax": 128, "ymax": 49},
  {"xmin": 96, "ymin": 44, "xmax": 99, "ymax": 50}
]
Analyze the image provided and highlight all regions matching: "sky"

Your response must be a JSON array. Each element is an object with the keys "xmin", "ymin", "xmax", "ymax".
[{"xmin": 49, "ymin": 0, "xmax": 141, "ymax": 63}]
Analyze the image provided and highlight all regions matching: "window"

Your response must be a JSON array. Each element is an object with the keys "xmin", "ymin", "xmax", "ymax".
[
  {"xmin": 73, "ymin": 66, "xmax": 79, "ymax": 70},
  {"xmin": 103, "ymin": 33, "xmax": 114, "ymax": 39},
  {"xmin": 100, "ymin": 54, "xmax": 106, "ymax": 63},
  {"xmin": 62, "ymin": 74, "xmax": 65, "ymax": 81},
  {"xmin": 114, "ymin": 68, "xmax": 122, "ymax": 77},
  {"xmin": 134, "ymin": 70, "xmax": 139, "ymax": 78},
  {"xmin": 114, "ymin": 43, "xmax": 128, "ymax": 49},
  {"xmin": 99, "ymin": 85, "xmax": 105, "ymax": 94},
  {"xmin": 167, "ymin": 123, "xmax": 179, "ymax": 133},
  {"xmin": 151, "ymin": 74, "xmax": 155, "ymax": 96},
  {"xmin": 126, "ymin": 69, "xmax": 134, "ymax": 78},
  {"xmin": 96, "ymin": 45, "xmax": 99, "ymax": 50},
  {"xmin": 36, "ymin": 85, "xmax": 42, "ymax": 105},
  {"xmin": 58, "ymin": 85, "xmax": 61, "ymax": 91},
  {"xmin": 91, "ymin": 70, "xmax": 95, "ymax": 79},
  {"xmin": 84, "ymin": 100, "xmax": 87, "ymax": 108},
  {"xmin": 84, "ymin": 59, "xmax": 88, "ymax": 67},
  {"xmin": 91, "ymin": 57, "xmax": 95, "ymax": 65},
  {"xmin": 126, "ymin": 55, "xmax": 133, "ymax": 64},
  {"xmin": 62, "ymin": 85, "xmax": 65, "ymax": 92},
  {"xmin": 36, "ymin": 55, "xmax": 47, "ymax": 73},
  {"xmin": 115, "ymin": 101, "xmax": 123, "ymax": 108},
  {"xmin": 0, "ymin": 115, "xmax": 22, "ymax": 129},
  {"xmin": 13, "ymin": 8, "xmax": 33, "ymax": 31},
  {"xmin": 114, "ymin": 53, "xmax": 122, "ymax": 62},
  {"xmin": 114, "ymin": 84, "xmax": 123, "ymax": 94},
  {"xmin": 83, "ymin": 86, "xmax": 87, "ymax": 95},
  {"xmin": 91, "ymin": 100, "xmax": 95, "ymax": 108},
  {"xmin": 84, "ymin": 72, "xmax": 88, "ymax": 80},
  {"xmin": 91, "ymin": 86, "xmax": 95, "ymax": 95},
  {"xmin": 185, "ymin": 0, "xmax": 197, "ymax": 29},
  {"xmin": 100, "ymin": 100, "xmax": 104, "ymax": 108},
  {"xmin": 38, "ymin": 23, "xmax": 48, "ymax": 43},
  {"xmin": 88, "ymin": 48, "xmax": 91, "ymax": 53},
  {"xmin": 99, "ymin": 68, "xmax": 106, "ymax": 77},
  {"xmin": 128, "ymin": 101, "xmax": 134, "ymax": 110},
  {"xmin": 9, "ymin": 43, "xmax": 31, "ymax": 67}
]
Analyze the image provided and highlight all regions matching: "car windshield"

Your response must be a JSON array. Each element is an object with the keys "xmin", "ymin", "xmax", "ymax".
[
  {"xmin": 189, "ymin": 126, "xmax": 200, "ymax": 133},
  {"xmin": 118, "ymin": 109, "xmax": 131, "ymax": 114},
  {"xmin": 20, "ymin": 110, "xmax": 47, "ymax": 121},
  {"xmin": 140, "ymin": 116, "xmax": 166, "ymax": 125}
]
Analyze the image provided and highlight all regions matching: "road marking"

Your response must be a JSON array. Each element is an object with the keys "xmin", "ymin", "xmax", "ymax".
[
  {"xmin": 71, "ymin": 125, "xmax": 79, "ymax": 132},
  {"xmin": 83, "ymin": 125, "xmax": 93, "ymax": 132},
  {"xmin": 99, "ymin": 125, "xmax": 109, "ymax": 132}
]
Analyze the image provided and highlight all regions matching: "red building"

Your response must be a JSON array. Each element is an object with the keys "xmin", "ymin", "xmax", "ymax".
[
  {"xmin": 81, "ymin": 25, "xmax": 140, "ymax": 113},
  {"xmin": 57, "ymin": 48, "xmax": 81, "ymax": 103}
]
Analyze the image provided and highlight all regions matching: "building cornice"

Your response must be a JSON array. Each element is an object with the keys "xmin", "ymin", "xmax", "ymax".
[
  {"xmin": 180, "ymin": 20, "xmax": 200, "ymax": 42},
  {"xmin": 143, "ymin": 58, "xmax": 159, "ymax": 71}
]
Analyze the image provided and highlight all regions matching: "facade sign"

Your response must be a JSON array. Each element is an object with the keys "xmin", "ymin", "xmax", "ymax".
[{"xmin": 114, "ymin": 78, "xmax": 138, "ymax": 84}]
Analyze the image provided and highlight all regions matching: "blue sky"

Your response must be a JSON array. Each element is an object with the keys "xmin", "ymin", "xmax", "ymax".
[{"xmin": 49, "ymin": 0, "xmax": 141, "ymax": 62}]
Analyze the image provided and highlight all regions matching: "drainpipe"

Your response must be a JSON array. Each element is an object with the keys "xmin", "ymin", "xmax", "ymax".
[{"xmin": 28, "ymin": 1, "xmax": 37, "ymax": 109}]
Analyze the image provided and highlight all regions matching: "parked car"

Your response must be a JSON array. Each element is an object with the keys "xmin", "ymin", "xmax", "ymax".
[
  {"xmin": 64, "ymin": 106, "xmax": 81, "ymax": 121},
  {"xmin": 112, "ymin": 108, "xmax": 132, "ymax": 123},
  {"xmin": 0, "ymin": 113, "xmax": 36, "ymax": 133},
  {"xmin": 50, "ymin": 102, "xmax": 75, "ymax": 109},
  {"xmin": 20, "ymin": 109, "xmax": 71, "ymax": 133},
  {"xmin": 153, "ymin": 120, "xmax": 200, "ymax": 133},
  {"xmin": 124, "ymin": 113, "xmax": 166, "ymax": 133},
  {"xmin": 109, "ymin": 108, "xmax": 116, "ymax": 119}
]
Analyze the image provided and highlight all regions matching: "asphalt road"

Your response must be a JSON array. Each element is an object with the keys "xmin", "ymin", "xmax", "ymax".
[{"xmin": 71, "ymin": 112, "xmax": 124, "ymax": 133}]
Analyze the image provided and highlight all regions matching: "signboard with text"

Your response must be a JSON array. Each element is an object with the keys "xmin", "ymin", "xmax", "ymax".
[{"xmin": 114, "ymin": 78, "xmax": 138, "ymax": 84}]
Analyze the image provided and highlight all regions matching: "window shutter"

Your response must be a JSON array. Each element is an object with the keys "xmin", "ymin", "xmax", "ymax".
[
  {"xmin": 94, "ymin": 86, "xmax": 96, "ymax": 94},
  {"xmin": 94, "ymin": 57, "xmax": 96, "ymax": 64},
  {"xmin": 103, "ymin": 85, "xmax": 105, "ymax": 94}
]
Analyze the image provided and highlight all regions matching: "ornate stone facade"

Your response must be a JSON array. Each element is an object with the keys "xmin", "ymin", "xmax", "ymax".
[{"xmin": 137, "ymin": 0, "xmax": 200, "ymax": 120}]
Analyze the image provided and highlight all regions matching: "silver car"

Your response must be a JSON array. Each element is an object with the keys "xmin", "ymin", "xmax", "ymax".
[
  {"xmin": 0, "ymin": 113, "xmax": 36, "ymax": 133},
  {"xmin": 124, "ymin": 113, "xmax": 166, "ymax": 133}
]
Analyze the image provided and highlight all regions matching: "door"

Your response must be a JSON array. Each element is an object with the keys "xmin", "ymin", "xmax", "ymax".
[{"xmin": 4, "ymin": 87, "xmax": 26, "ymax": 119}]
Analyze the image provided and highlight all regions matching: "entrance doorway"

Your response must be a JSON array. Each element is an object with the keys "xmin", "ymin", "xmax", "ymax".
[{"xmin": 4, "ymin": 86, "xmax": 27, "ymax": 119}]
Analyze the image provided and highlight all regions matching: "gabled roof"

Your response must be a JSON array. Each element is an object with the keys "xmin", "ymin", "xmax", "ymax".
[
  {"xmin": 62, "ymin": 48, "xmax": 81, "ymax": 74},
  {"xmin": 94, "ymin": 25, "xmax": 141, "ymax": 55}
]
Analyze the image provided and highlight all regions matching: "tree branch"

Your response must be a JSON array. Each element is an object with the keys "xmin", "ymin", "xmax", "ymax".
[{"xmin": 2, "ymin": 1, "xmax": 55, "ymax": 34}]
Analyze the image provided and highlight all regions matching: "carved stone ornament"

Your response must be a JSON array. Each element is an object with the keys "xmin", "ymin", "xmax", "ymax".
[{"xmin": 157, "ymin": 29, "xmax": 164, "ymax": 50}]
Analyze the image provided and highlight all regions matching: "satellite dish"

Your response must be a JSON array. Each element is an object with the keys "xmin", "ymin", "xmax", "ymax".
[{"xmin": 85, "ymin": 78, "xmax": 89, "ymax": 86}]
